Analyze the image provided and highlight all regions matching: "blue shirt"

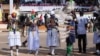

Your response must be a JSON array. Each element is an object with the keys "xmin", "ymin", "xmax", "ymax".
[{"xmin": 77, "ymin": 16, "xmax": 88, "ymax": 34}]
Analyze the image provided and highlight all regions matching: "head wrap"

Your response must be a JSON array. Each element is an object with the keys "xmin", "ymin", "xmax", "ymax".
[
  {"xmin": 11, "ymin": 12, "xmax": 17, "ymax": 18},
  {"xmin": 50, "ymin": 11, "xmax": 55, "ymax": 15}
]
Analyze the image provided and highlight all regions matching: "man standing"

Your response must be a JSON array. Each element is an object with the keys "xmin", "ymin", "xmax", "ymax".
[{"xmin": 77, "ymin": 11, "xmax": 88, "ymax": 53}]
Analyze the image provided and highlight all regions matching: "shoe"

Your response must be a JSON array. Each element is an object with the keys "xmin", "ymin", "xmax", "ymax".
[
  {"xmin": 22, "ymin": 43, "xmax": 26, "ymax": 47},
  {"xmin": 54, "ymin": 53, "xmax": 57, "ymax": 55},
  {"xmin": 48, "ymin": 53, "xmax": 52, "ymax": 55},
  {"xmin": 78, "ymin": 51, "xmax": 82, "ymax": 53},
  {"xmin": 39, "ymin": 46, "xmax": 42, "ymax": 48},
  {"xmin": 48, "ymin": 53, "xmax": 57, "ymax": 55},
  {"xmin": 51, "ymin": 53, "xmax": 55, "ymax": 55},
  {"xmin": 29, "ymin": 51, "xmax": 33, "ymax": 54},
  {"xmin": 83, "ymin": 52, "xmax": 86, "ymax": 54},
  {"xmin": 83, "ymin": 51, "xmax": 86, "ymax": 53},
  {"xmin": 93, "ymin": 52, "xmax": 98, "ymax": 55}
]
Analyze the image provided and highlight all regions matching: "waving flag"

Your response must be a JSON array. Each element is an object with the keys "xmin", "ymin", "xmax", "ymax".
[
  {"xmin": 69, "ymin": 0, "xmax": 75, "ymax": 10},
  {"xmin": 70, "ymin": 0, "xmax": 73, "ymax": 4}
]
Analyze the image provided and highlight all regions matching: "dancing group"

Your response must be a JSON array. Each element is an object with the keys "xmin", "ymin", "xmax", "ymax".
[
  {"xmin": 7, "ymin": 11, "xmax": 60, "ymax": 56},
  {"xmin": 6, "ymin": 9, "xmax": 100, "ymax": 56}
]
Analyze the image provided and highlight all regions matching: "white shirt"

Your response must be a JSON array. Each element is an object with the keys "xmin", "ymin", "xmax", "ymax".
[{"xmin": 77, "ymin": 16, "xmax": 88, "ymax": 34}]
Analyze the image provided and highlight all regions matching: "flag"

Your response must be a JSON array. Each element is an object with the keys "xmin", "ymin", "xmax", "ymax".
[
  {"xmin": 0, "ymin": 9, "xmax": 2, "ymax": 21},
  {"xmin": 69, "ymin": 0, "xmax": 75, "ymax": 10},
  {"xmin": 70, "ymin": 0, "xmax": 73, "ymax": 4}
]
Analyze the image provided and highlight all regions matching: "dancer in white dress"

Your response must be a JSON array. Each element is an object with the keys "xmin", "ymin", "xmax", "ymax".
[
  {"xmin": 7, "ymin": 14, "xmax": 21, "ymax": 56},
  {"xmin": 46, "ymin": 18, "xmax": 60, "ymax": 55},
  {"xmin": 27, "ymin": 19, "xmax": 40, "ymax": 56}
]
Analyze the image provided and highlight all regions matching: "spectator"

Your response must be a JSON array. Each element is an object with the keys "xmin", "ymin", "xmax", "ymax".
[
  {"xmin": 77, "ymin": 11, "xmax": 88, "ymax": 53},
  {"xmin": 27, "ymin": 19, "xmax": 40, "ymax": 56},
  {"xmin": 18, "ymin": 13, "xmax": 27, "ymax": 37}
]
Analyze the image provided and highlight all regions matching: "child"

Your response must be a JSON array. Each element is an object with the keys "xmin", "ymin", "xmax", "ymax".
[
  {"xmin": 66, "ymin": 25, "xmax": 75, "ymax": 56},
  {"xmin": 27, "ymin": 19, "xmax": 40, "ymax": 56},
  {"xmin": 7, "ymin": 14, "xmax": 21, "ymax": 56}
]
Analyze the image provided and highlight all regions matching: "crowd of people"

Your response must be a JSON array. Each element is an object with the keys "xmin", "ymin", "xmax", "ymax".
[{"xmin": 6, "ymin": 6, "xmax": 100, "ymax": 56}]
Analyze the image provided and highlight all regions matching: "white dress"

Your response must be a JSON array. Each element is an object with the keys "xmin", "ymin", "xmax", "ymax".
[
  {"xmin": 28, "ymin": 26, "xmax": 40, "ymax": 51},
  {"xmin": 8, "ymin": 31, "xmax": 21, "ymax": 46},
  {"xmin": 93, "ymin": 31, "xmax": 100, "ymax": 44},
  {"xmin": 47, "ymin": 28, "xmax": 60, "ymax": 47}
]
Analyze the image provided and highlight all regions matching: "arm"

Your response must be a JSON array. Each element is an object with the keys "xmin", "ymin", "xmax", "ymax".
[{"xmin": 84, "ymin": 18, "xmax": 88, "ymax": 30}]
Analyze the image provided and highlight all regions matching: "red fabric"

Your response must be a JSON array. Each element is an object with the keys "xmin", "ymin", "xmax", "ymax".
[{"xmin": 11, "ymin": 12, "xmax": 17, "ymax": 18}]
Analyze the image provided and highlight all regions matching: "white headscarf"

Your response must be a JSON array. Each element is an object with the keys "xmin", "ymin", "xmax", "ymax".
[{"xmin": 50, "ymin": 10, "xmax": 55, "ymax": 15}]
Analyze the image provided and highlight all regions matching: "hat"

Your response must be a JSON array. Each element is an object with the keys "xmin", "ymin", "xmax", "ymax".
[
  {"xmin": 50, "ymin": 11, "xmax": 55, "ymax": 15},
  {"xmin": 31, "ymin": 9, "xmax": 35, "ymax": 14}
]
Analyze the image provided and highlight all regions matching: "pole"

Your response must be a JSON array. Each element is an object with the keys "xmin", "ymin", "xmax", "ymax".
[{"xmin": 10, "ymin": 0, "xmax": 13, "ymax": 14}]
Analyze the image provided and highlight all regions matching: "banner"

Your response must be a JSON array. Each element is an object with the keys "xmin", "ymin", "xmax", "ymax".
[{"xmin": 19, "ymin": 6, "xmax": 64, "ymax": 11}]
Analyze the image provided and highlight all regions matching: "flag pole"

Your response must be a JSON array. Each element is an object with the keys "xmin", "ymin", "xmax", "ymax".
[
  {"xmin": 70, "ymin": 0, "xmax": 73, "ymax": 10},
  {"xmin": 10, "ymin": 0, "xmax": 13, "ymax": 14}
]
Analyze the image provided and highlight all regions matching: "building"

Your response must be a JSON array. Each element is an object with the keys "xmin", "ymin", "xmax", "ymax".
[
  {"xmin": 0, "ymin": 0, "xmax": 99, "ymax": 23},
  {"xmin": 1, "ymin": 0, "xmax": 66, "ymax": 22},
  {"xmin": 1, "ymin": 0, "xmax": 19, "ymax": 23}
]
